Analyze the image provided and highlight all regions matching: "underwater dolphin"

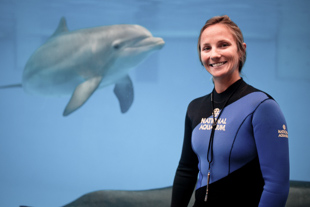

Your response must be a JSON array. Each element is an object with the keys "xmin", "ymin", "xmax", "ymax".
[
  {"xmin": 61, "ymin": 181, "xmax": 310, "ymax": 207},
  {"xmin": 2, "ymin": 17, "xmax": 165, "ymax": 116},
  {"xmin": 19, "ymin": 181, "xmax": 310, "ymax": 207}
]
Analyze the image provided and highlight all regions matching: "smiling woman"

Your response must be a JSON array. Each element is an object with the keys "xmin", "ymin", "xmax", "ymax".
[{"xmin": 171, "ymin": 15, "xmax": 290, "ymax": 207}]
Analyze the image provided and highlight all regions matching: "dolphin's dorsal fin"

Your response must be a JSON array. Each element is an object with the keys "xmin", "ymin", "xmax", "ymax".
[
  {"xmin": 50, "ymin": 17, "xmax": 69, "ymax": 38},
  {"xmin": 63, "ymin": 76, "xmax": 103, "ymax": 116}
]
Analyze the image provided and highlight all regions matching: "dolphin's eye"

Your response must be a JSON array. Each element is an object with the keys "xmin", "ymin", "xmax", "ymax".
[
  {"xmin": 113, "ymin": 44, "xmax": 120, "ymax": 49},
  {"xmin": 112, "ymin": 40, "xmax": 123, "ymax": 50}
]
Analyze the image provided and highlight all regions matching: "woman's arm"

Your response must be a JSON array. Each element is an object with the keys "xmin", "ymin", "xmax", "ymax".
[
  {"xmin": 171, "ymin": 113, "xmax": 199, "ymax": 207},
  {"xmin": 252, "ymin": 99, "xmax": 290, "ymax": 207}
]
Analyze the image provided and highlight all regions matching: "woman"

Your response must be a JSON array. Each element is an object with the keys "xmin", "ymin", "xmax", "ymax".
[{"xmin": 171, "ymin": 15, "xmax": 289, "ymax": 207}]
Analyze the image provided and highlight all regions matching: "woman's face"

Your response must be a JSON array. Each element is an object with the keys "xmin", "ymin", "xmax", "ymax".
[{"xmin": 199, "ymin": 23, "xmax": 245, "ymax": 82}]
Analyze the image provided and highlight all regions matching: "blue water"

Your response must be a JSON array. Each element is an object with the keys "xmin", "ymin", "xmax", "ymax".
[{"xmin": 0, "ymin": 0, "xmax": 309, "ymax": 206}]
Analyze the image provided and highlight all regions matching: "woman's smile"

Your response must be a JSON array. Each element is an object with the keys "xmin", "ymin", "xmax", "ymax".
[{"xmin": 209, "ymin": 61, "xmax": 227, "ymax": 67}]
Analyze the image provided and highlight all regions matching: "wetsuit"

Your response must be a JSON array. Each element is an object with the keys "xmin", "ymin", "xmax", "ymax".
[{"xmin": 171, "ymin": 79, "xmax": 289, "ymax": 207}]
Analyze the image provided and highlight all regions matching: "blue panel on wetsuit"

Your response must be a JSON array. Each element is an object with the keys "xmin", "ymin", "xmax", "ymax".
[{"xmin": 191, "ymin": 92, "xmax": 269, "ymax": 189}]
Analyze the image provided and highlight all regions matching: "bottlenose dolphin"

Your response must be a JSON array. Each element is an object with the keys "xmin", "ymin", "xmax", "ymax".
[
  {"xmin": 1, "ymin": 17, "xmax": 165, "ymax": 116},
  {"xmin": 20, "ymin": 181, "xmax": 310, "ymax": 207},
  {"xmin": 61, "ymin": 181, "xmax": 310, "ymax": 207}
]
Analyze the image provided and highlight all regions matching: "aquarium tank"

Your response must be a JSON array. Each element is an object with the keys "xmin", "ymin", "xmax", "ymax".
[{"xmin": 0, "ymin": 0, "xmax": 309, "ymax": 206}]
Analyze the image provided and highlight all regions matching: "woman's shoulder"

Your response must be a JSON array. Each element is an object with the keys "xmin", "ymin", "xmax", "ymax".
[{"xmin": 240, "ymin": 81, "xmax": 274, "ymax": 101}]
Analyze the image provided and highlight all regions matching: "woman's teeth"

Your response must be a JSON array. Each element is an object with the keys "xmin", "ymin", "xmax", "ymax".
[{"xmin": 210, "ymin": 62, "xmax": 226, "ymax": 67}]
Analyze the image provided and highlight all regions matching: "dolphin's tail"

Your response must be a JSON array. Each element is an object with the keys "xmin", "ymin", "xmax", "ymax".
[{"xmin": 0, "ymin": 83, "xmax": 22, "ymax": 89}]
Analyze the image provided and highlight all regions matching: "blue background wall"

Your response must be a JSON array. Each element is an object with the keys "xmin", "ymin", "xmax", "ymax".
[{"xmin": 0, "ymin": 0, "xmax": 309, "ymax": 206}]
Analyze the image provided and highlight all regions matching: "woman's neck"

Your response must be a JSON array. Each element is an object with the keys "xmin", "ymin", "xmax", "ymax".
[{"xmin": 213, "ymin": 75, "xmax": 241, "ymax": 93}]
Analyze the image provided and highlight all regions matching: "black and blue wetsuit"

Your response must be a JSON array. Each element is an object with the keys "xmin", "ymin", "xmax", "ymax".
[{"xmin": 171, "ymin": 79, "xmax": 289, "ymax": 207}]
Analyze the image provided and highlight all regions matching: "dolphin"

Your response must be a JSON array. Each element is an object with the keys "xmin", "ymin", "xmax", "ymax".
[
  {"xmin": 1, "ymin": 17, "xmax": 165, "ymax": 116},
  {"xmin": 19, "ymin": 181, "xmax": 310, "ymax": 207},
  {"xmin": 61, "ymin": 181, "xmax": 310, "ymax": 207}
]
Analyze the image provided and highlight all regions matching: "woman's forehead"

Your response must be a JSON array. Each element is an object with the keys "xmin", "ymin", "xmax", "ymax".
[{"xmin": 200, "ymin": 24, "xmax": 235, "ymax": 44}]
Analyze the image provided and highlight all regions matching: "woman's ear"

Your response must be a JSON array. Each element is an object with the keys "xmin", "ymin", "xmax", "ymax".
[{"xmin": 242, "ymin": 42, "xmax": 246, "ymax": 50}]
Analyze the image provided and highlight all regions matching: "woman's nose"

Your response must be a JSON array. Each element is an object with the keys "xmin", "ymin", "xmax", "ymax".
[{"xmin": 210, "ymin": 49, "xmax": 221, "ymax": 60}]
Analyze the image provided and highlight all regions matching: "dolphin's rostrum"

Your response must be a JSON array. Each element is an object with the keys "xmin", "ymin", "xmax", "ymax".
[{"xmin": 16, "ymin": 17, "xmax": 165, "ymax": 116}]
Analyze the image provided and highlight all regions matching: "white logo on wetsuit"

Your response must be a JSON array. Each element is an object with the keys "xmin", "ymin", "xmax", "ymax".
[
  {"xmin": 278, "ymin": 124, "xmax": 288, "ymax": 138},
  {"xmin": 199, "ymin": 108, "xmax": 226, "ymax": 131},
  {"xmin": 213, "ymin": 108, "xmax": 220, "ymax": 118}
]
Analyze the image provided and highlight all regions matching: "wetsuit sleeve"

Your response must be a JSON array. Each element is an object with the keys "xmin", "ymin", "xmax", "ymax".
[
  {"xmin": 252, "ymin": 99, "xmax": 290, "ymax": 207},
  {"xmin": 171, "ymin": 112, "xmax": 199, "ymax": 207}
]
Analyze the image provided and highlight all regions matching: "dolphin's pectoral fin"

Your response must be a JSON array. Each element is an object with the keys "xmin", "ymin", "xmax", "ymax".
[
  {"xmin": 63, "ymin": 76, "xmax": 103, "ymax": 116},
  {"xmin": 113, "ymin": 75, "xmax": 134, "ymax": 113}
]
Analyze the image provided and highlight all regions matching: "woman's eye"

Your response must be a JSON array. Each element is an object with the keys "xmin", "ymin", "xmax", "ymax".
[
  {"xmin": 202, "ymin": 46, "xmax": 211, "ymax": 51},
  {"xmin": 220, "ymin": 43, "xmax": 229, "ymax": 48}
]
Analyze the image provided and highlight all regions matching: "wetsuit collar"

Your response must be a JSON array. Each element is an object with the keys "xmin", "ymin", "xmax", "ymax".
[{"xmin": 213, "ymin": 78, "xmax": 245, "ymax": 103}]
